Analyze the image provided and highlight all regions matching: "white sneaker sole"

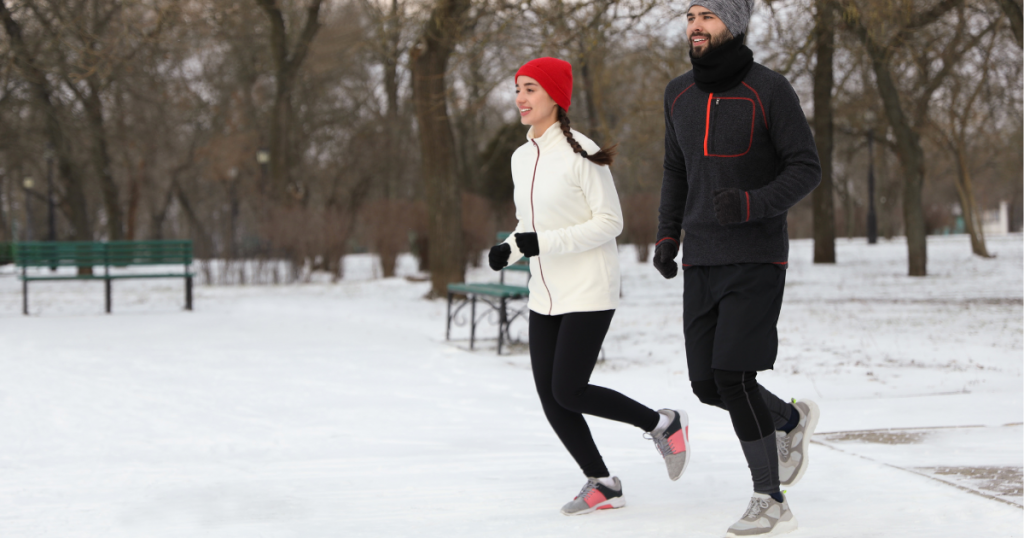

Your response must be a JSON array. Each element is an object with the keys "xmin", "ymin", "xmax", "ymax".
[
  {"xmin": 782, "ymin": 400, "xmax": 820, "ymax": 487},
  {"xmin": 724, "ymin": 515, "xmax": 798, "ymax": 537},
  {"xmin": 561, "ymin": 495, "xmax": 626, "ymax": 516}
]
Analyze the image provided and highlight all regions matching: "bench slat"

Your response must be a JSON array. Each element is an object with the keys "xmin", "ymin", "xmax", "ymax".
[
  {"xmin": 14, "ymin": 241, "xmax": 192, "ymax": 268},
  {"xmin": 447, "ymin": 283, "xmax": 529, "ymax": 298}
]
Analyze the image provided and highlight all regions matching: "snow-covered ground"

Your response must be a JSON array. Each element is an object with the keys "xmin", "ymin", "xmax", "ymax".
[{"xmin": 0, "ymin": 234, "xmax": 1021, "ymax": 537}]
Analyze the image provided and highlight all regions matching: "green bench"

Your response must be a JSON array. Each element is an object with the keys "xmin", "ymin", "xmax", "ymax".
[
  {"xmin": 13, "ymin": 240, "xmax": 194, "ymax": 315},
  {"xmin": 446, "ymin": 232, "xmax": 530, "ymax": 355}
]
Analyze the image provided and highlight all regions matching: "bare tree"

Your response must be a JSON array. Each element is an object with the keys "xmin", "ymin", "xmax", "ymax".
[
  {"xmin": 410, "ymin": 0, "xmax": 472, "ymax": 297},
  {"xmin": 254, "ymin": 0, "xmax": 323, "ymax": 203},
  {"xmin": 843, "ymin": 0, "xmax": 990, "ymax": 276},
  {"xmin": 812, "ymin": 0, "xmax": 837, "ymax": 263},
  {"xmin": 0, "ymin": 0, "xmax": 91, "ymax": 241},
  {"xmin": 994, "ymin": 0, "xmax": 1023, "ymax": 47}
]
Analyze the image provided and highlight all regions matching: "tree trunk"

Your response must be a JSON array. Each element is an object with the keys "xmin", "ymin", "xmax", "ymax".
[
  {"xmin": 268, "ymin": 85, "xmax": 294, "ymax": 201},
  {"xmin": 859, "ymin": 35, "xmax": 929, "ymax": 275},
  {"xmin": 255, "ymin": 0, "xmax": 323, "ymax": 203},
  {"xmin": 83, "ymin": 80, "xmax": 124, "ymax": 240},
  {"xmin": 126, "ymin": 174, "xmax": 140, "ymax": 240},
  {"xmin": 173, "ymin": 180, "xmax": 213, "ymax": 258},
  {"xmin": 410, "ymin": 0, "xmax": 471, "ymax": 297},
  {"xmin": 995, "ymin": 0, "xmax": 1023, "ymax": 48},
  {"xmin": 812, "ymin": 0, "xmax": 836, "ymax": 263},
  {"xmin": 0, "ymin": 176, "xmax": 8, "ymax": 241},
  {"xmin": 383, "ymin": 0, "xmax": 402, "ymax": 199},
  {"xmin": 952, "ymin": 141, "xmax": 990, "ymax": 257},
  {"xmin": 580, "ymin": 58, "xmax": 600, "ymax": 138}
]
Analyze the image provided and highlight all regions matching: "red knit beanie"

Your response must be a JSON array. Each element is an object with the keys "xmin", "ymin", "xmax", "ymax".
[{"xmin": 515, "ymin": 57, "xmax": 573, "ymax": 111}]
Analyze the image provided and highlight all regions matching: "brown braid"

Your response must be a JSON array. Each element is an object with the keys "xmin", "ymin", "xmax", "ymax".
[{"xmin": 557, "ymin": 107, "xmax": 617, "ymax": 166}]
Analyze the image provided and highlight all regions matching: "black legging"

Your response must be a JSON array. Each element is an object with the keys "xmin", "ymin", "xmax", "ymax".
[{"xmin": 530, "ymin": 309, "xmax": 661, "ymax": 478}]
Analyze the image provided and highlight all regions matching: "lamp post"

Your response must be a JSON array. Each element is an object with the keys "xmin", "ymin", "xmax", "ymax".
[
  {"xmin": 45, "ymin": 143, "xmax": 55, "ymax": 242},
  {"xmin": 22, "ymin": 177, "xmax": 34, "ymax": 241},
  {"xmin": 866, "ymin": 131, "xmax": 878, "ymax": 244}
]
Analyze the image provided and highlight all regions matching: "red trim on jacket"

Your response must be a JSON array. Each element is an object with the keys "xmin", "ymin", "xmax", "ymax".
[
  {"xmin": 705, "ymin": 98, "xmax": 756, "ymax": 158},
  {"xmin": 745, "ymin": 191, "xmax": 751, "ymax": 222},
  {"xmin": 529, "ymin": 139, "xmax": 554, "ymax": 315},
  {"xmin": 656, "ymin": 237, "xmax": 679, "ymax": 247},
  {"xmin": 671, "ymin": 83, "xmax": 696, "ymax": 115},
  {"xmin": 703, "ymin": 93, "xmax": 713, "ymax": 157},
  {"xmin": 742, "ymin": 82, "xmax": 768, "ymax": 129}
]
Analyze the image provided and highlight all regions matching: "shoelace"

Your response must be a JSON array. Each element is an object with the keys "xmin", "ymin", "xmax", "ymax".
[
  {"xmin": 743, "ymin": 497, "xmax": 772, "ymax": 519},
  {"xmin": 644, "ymin": 431, "xmax": 673, "ymax": 457},
  {"xmin": 777, "ymin": 432, "xmax": 791, "ymax": 458},
  {"xmin": 575, "ymin": 479, "xmax": 598, "ymax": 500}
]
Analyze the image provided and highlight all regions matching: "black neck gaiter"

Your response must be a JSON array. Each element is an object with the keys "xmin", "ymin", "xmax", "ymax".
[{"xmin": 690, "ymin": 34, "xmax": 754, "ymax": 93}]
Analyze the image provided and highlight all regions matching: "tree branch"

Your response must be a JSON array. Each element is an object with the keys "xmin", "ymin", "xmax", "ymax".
[{"xmin": 994, "ymin": 0, "xmax": 1023, "ymax": 47}]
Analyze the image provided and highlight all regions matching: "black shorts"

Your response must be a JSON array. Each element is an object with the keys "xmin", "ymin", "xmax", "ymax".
[{"xmin": 683, "ymin": 263, "xmax": 786, "ymax": 380}]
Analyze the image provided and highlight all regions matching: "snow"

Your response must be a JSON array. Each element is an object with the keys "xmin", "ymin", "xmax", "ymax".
[{"xmin": 0, "ymin": 234, "xmax": 1021, "ymax": 537}]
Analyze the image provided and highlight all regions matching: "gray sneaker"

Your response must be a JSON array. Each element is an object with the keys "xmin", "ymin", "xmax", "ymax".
[
  {"xmin": 646, "ymin": 409, "xmax": 690, "ymax": 481},
  {"xmin": 725, "ymin": 492, "xmax": 797, "ymax": 537},
  {"xmin": 560, "ymin": 477, "xmax": 626, "ymax": 516},
  {"xmin": 777, "ymin": 399, "xmax": 820, "ymax": 487}
]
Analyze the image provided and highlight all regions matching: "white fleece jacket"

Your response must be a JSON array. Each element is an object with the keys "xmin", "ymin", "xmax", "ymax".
[{"xmin": 504, "ymin": 124, "xmax": 624, "ymax": 316}]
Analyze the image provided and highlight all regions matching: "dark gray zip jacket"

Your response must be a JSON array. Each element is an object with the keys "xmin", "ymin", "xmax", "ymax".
[{"xmin": 657, "ymin": 63, "xmax": 821, "ymax": 267}]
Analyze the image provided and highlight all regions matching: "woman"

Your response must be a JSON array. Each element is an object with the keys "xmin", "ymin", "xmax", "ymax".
[{"xmin": 488, "ymin": 57, "xmax": 690, "ymax": 516}]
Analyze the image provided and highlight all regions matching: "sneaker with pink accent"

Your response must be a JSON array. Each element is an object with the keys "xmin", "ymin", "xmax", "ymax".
[
  {"xmin": 648, "ymin": 408, "xmax": 690, "ymax": 481},
  {"xmin": 560, "ymin": 477, "xmax": 626, "ymax": 516}
]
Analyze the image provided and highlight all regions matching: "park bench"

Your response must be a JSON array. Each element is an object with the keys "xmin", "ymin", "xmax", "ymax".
[
  {"xmin": 446, "ymin": 232, "xmax": 530, "ymax": 355},
  {"xmin": 13, "ymin": 240, "xmax": 193, "ymax": 315}
]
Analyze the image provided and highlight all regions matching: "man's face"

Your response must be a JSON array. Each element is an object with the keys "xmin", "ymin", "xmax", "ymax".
[{"xmin": 687, "ymin": 5, "xmax": 732, "ymax": 58}]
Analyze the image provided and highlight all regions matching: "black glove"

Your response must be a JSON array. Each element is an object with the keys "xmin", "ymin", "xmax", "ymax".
[
  {"xmin": 713, "ymin": 188, "xmax": 745, "ymax": 226},
  {"xmin": 652, "ymin": 238, "xmax": 679, "ymax": 279},
  {"xmin": 488, "ymin": 243, "xmax": 511, "ymax": 271},
  {"xmin": 514, "ymin": 232, "xmax": 540, "ymax": 257}
]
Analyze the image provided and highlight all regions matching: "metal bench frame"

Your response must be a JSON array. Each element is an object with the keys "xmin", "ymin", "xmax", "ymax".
[
  {"xmin": 446, "ymin": 233, "xmax": 531, "ymax": 355},
  {"xmin": 13, "ymin": 240, "xmax": 193, "ymax": 315}
]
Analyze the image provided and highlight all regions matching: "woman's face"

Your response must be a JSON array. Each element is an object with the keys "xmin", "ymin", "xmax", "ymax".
[{"xmin": 515, "ymin": 75, "xmax": 558, "ymax": 127}]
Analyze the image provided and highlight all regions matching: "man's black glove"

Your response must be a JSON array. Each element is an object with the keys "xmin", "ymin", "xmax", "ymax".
[
  {"xmin": 514, "ymin": 232, "xmax": 540, "ymax": 257},
  {"xmin": 713, "ymin": 188, "xmax": 745, "ymax": 226},
  {"xmin": 652, "ymin": 238, "xmax": 679, "ymax": 279},
  {"xmin": 488, "ymin": 243, "xmax": 511, "ymax": 270}
]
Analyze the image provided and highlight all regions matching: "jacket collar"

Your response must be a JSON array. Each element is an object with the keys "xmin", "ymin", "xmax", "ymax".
[{"xmin": 526, "ymin": 122, "xmax": 568, "ymax": 153}]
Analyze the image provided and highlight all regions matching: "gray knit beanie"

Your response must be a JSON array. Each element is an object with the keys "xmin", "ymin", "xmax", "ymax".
[{"xmin": 685, "ymin": 0, "xmax": 756, "ymax": 38}]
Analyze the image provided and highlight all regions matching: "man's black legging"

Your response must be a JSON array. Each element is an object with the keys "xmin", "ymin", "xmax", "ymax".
[{"xmin": 530, "ymin": 309, "xmax": 661, "ymax": 478}]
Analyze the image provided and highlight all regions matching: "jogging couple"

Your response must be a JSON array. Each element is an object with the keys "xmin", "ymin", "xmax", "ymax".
[{"xmin": 486, "ymin": 1, "xmax": 822, "ymax": 535}]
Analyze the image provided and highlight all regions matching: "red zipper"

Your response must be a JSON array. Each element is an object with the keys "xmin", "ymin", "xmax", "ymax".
[
  {"xmin": 703, "ymin": 93, "xmax": 713, "ymax": 156},
  {"xmin": 530, "ymin": 139, "xmax": 554, "ymax": 315}
]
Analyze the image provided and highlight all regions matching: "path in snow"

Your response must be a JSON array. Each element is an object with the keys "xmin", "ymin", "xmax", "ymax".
[{"xmin": 0, "ymin": 234, "xmax": 1020, "ymax": 537}]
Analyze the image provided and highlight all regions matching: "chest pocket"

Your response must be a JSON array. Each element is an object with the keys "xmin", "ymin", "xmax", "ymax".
[{"xmin": 707, "ymin": 97, "xmax": 756, "ymax": 158}]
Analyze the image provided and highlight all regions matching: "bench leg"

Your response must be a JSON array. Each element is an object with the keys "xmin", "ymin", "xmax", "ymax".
[
  {"xmin": 469, "ymin": 295, "xmax": 477, "ymax": 350},
  {"xmin": 22, "ymin": 279, "xmax": 28, "ymax": 316},
  {"xmin": 498, "ymin": 297, "xmax": 507, "ymax": 355},
  {"xmin": 446, "ymin": 292, "xmax": 453, "ymax": 340},
  {"xmin": 186, "ymin": 276, "xmax": 193, "ymax": 311},
  {"xmin": 105, "ymin": 278, "xmax": 112, "ymax": 314}
]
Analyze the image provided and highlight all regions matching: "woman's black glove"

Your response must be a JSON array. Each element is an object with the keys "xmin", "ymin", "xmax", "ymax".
[
  {"xmin": 653, "ymin": 238, "xmax": 679, "ymax": 279},
  {"xmin": 713, "ymin": 188, "xmax": 745, "ymax": 226},
  {"xmin": 514, "ymin": 232, "xmax": 540, "ymax": 257},
  {"xmin": 488, "ymin": 243, "xmax": 511, "ymax": 270}
]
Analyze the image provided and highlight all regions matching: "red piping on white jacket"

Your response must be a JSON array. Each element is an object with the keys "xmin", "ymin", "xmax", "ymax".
[{"xmin": 530, "ymin": 139, "xmax": 554, "ymax": 315}]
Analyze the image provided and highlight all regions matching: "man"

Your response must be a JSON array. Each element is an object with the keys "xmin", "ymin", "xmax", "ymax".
[{"xmin": 654, "ymin": 1, "xmax": 822, "ymax": 536}]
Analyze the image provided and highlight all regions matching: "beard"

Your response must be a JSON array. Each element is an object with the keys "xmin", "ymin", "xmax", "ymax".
[{"xmin": 689, "ymin": 29, "xmax": 734, "ymax": 58}]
